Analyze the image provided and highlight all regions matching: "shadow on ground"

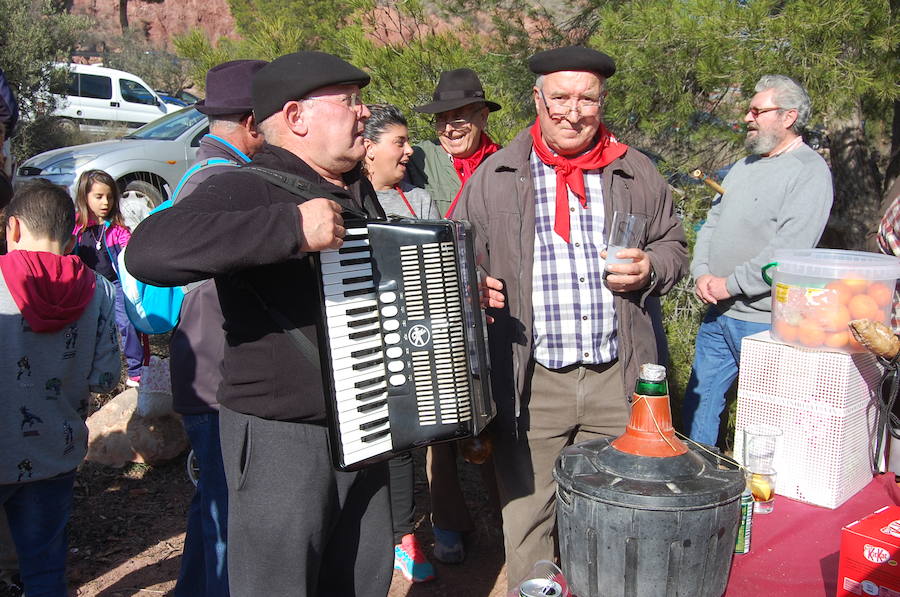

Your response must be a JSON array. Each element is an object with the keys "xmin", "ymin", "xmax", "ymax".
[{"xmin": 68, "ymin": 457, "xmax": 192, "ymax": 595}]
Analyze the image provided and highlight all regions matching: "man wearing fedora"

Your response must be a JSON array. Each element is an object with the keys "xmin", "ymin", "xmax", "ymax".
[
  {"xmin": 126, "ymin": 52, "xmax": 392, "ymax": 596},
  {"xmin": 408, "ymin": 68, "xmax": 502, "ymax": 219},
  {"xmin": 404, "ymin": 68, "xmax": 503, "ymax": 564},
  {"xmin": 163, "ymin": 59, "xmax": 267, "ymax": 597},
  {"xmin": 457, "ymin": 46, "xmax": 688, "ymax": 587}
]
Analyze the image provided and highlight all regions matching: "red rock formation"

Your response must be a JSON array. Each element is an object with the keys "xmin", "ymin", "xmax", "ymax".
[{"xmin": 69, "ymin": 0, "xmax": 238, "ymax": 50}]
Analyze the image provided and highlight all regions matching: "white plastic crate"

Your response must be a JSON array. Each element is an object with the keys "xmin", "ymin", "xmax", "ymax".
[{"xmin": 734, "ymin": 331, "xmax": 882, "ymax": 509}]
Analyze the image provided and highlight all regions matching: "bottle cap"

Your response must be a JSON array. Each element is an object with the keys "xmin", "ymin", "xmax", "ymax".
[{"xmin": 639, "ymin": 363, "xmax": 666, "ymax": 382}]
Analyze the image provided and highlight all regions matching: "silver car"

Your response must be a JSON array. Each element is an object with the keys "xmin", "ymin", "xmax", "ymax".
[{"xmin": 15, "ymin": 106, "xmax": 208, "ymax": 228}]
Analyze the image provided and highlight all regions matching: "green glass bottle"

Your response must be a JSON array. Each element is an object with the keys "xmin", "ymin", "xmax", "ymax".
[
  {"xmin": 634, "ymin": 363, "xmax": 668, "ymax": 397},
  {"xmin": 613, "ymin": 363, "xmax": 687, "ymax": 456}
]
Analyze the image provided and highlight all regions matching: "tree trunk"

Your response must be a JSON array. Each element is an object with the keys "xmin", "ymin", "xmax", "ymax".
[
  {"xmin": 819, "ymin": 101, "xmax": 883, "ymax": 251},
  {"xmin": 885, "ymin": 99, "xmax": 900, "ymax": 198},
  {"xmin": 118, "ymin": 0, "xmax": 128, "ymax": 31}
]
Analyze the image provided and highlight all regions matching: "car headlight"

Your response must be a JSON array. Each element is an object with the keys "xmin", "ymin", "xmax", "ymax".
[{"xmin": 40, "ymin": 155, "xmax": 97, "ymax": 176}]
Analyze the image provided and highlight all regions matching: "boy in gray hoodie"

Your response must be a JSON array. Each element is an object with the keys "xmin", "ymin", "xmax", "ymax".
[{"xmin": 0, "ymin": 179, "xmax": 120, "ymax": 596}]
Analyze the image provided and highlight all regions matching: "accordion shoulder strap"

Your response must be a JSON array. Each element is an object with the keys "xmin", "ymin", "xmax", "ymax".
[{"xmin": 232, "ymin": 165, "xmax": 327, "ymax": 370}]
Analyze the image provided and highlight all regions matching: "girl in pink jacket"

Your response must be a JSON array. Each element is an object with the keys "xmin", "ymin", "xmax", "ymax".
[{"xmin": 73, "ymin": 169, "xmax": 144, "ymax": 386}]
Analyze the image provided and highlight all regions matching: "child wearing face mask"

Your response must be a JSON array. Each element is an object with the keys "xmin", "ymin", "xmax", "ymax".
[{"xmin": 73, "ymin": 169, "xmax": 145, "ymax": 387}]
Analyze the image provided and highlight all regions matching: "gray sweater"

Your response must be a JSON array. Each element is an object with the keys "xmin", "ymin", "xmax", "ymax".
[
  {"xmin": 375, "ymin": 182, "xmax": 440, "ymax": 220},
  {"xmin": 1, "ymin": 271, "xmax": 119, "ymax": 484},
  {"xmin": 691, "ymin": 142, "xmax": 833, "ymax": 322}
]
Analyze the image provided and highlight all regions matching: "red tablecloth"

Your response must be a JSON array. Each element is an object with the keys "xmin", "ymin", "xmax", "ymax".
[{"xmin": 726, "ymin": 475, "xmax": 900, "ymax": 596}]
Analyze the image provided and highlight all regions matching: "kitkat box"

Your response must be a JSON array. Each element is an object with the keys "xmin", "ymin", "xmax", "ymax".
[{"xmin": 838, "ymin": 505, "xmax": 900, "ymax": 596}]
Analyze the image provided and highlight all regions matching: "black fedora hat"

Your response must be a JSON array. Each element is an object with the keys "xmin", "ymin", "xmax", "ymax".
[
  {"xmin": 413, "ymin": 68, "xmax": 502, "ymax": 114},
  {"xmin": 195, "ymin": 60, "xmax": 268, "ymax": 116}
]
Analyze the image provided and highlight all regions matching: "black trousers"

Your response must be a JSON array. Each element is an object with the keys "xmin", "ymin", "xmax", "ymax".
[
  {"xmin": 219, "ymin": 406, "xmax": 392, "ymax": 597},
  {"xmin": 388, "ymin": 452, "xmax": 415, "ymax": 543}
]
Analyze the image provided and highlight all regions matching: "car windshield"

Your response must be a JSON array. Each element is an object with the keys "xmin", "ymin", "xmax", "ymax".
[{"xmin": 124, "ymin": 107, "xmax": 207, "ymax": 141}]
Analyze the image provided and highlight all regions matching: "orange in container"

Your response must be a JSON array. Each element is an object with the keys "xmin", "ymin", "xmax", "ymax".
[
  {"xmin": 766, "ymin": 249, "xmax": 900, "ymax": 353},
  {"xmin": 848, "ymin": 294, "xmax": 880, "ymax": 320},
  {"xmin": 773, "ymin": 319, "xmax": 798, "ymax": 342},
  {"xmin": 797, "ymin": 318, "xmax": 826, "ymax": 347},
  {"xmin": 868, "ymin": 282, "xmax": 893, "ymax": 308},
  {"xmin": 824, "ymin": 331, "xmax": 850, "ymax": 349}
]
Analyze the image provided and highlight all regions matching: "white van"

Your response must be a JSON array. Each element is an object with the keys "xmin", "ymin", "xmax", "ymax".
[{"xmin": 51, "ymin": 64, "xmax": 177, "ymax": 132}]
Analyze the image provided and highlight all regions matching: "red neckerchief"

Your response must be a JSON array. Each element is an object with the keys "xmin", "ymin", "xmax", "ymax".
[
  {"xmin": 445, "ymin": 132, "xmax": 501, "ymax": 218},
  {"xmin": 529, "ymin": 118, "xmax": 628, "ymax": 242}
]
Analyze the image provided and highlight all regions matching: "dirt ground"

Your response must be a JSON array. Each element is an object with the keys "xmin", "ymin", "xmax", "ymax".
[{"xmin": 68, "ymin": 448, "xmax": 509, "ymax": 597}]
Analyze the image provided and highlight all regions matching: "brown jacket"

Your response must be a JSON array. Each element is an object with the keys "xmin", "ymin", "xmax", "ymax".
[{"xmin": 457, "ymin": 128, "xmax": 687, "ymax": 428}]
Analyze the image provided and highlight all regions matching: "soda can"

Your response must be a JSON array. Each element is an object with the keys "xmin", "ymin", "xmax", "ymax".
[
  {"xmin": 735, "ymin": 487, "xmax": 753, "ymax": 554},
  {"xmin": 519, "ymin": 578, "xmax": 563, "ymax": 597}
]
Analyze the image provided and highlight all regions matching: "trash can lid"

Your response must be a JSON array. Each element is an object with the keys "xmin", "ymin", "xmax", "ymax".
[{"xmin": 554, "ymin": 438, "xmax": 745, "ymax": 509}]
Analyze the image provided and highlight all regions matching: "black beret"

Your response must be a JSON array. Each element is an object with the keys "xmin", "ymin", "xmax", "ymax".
[
  {"xmin": 528, "ymin": 46, "xmax": 616, "ymax": 79},
  {"xmin": 252, "ymin": 51, "xmax": 371, "ymax": 123}
]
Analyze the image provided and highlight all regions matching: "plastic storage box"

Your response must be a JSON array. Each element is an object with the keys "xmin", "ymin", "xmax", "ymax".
[
  {"xmin": 734, "ymin": 331, "xmax": 882, "ymax": 509},
  {"xmin": 766, "ymin": 249, "xmax": 900, "ymax": 353}
]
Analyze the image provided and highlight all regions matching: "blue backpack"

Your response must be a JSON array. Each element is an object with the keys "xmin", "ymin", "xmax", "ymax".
[{"xmin": 118, "ymin": 157, "xmax": 237, "ymax": 334}]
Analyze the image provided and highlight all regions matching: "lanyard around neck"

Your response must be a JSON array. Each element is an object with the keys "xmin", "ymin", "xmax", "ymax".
[{"xmin": 395, "ymin": 185, "xmax": 417, "ymax": 218}]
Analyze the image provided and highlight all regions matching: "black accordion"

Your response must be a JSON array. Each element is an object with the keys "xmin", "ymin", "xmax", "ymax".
[{"xmin": 315, "ymin": 219, "xmax": 495, "ymax": 471}]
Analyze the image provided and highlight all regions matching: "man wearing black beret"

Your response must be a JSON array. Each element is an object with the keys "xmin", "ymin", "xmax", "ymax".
[
  {"xmin": 125, "ymin": 51, "xmax": 392, "ymax": 596},
  {"xmin": 457, "ymin": 45, "xmax": 688, "ymax": 587}
]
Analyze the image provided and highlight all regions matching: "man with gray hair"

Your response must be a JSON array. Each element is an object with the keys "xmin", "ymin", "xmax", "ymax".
[{"xmin": 681, "ymin": 74, "xmax": 833, "ymax": 445}]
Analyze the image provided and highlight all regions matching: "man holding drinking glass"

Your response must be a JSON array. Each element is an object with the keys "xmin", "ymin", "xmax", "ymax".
[{"xmin": 456, "ymin": 46, "xmax": 687, "ymax": 588}]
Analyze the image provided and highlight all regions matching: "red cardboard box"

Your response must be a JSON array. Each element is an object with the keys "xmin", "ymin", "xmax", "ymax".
[{"xmin": 838, "ymin": 505, "xmax": 900, "ymax": 596}]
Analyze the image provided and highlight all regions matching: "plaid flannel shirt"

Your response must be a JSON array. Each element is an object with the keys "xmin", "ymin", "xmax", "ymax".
[{"xmin": 530, "ymin": 150, "xmax": 617, "ymax": 369}]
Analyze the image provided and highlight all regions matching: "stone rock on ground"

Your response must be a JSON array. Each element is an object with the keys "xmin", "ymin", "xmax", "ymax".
[{"xmin": 85, "ymin": 388, "xmax": 187, "ymax": 467}]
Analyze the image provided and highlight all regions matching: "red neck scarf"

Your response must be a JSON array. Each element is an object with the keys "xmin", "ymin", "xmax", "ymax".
[
  {"xmin": 529, "ymin": 118, "xmax": 628, "ymax": 242},
  {"xmin": 446, "ymin": 132, "xmax": 501, "ymax": 218}
]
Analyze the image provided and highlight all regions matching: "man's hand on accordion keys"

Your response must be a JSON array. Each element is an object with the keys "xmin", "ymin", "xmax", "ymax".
[
  {"xmin": 481, "ymin": 276, "xmax": 505, "ymax": 324},
  {"xmin": 298, "ymin": 199, "xmax": 346, "ymax": 252}
]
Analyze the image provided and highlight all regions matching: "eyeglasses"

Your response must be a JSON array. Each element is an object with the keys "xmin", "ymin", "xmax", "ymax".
[
  {"xmin": 432, "ymin": 110, "xmax": 480, "ymax": 129},
  {"xmin": 747, "ymin": 106, "xmax": 782, "ymax": 119},
  {"xmin": 540, "ymin": 90, "xmax": 602, "ymax": 118},
  {"xmin": 303, "ymin": 93, "xmax": 365, "ymax": 112}
]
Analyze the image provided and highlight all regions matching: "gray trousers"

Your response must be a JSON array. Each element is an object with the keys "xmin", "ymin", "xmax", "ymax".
[
  {"xmin": 219, "ymin": 406, "xmax": 392, "ymax": 597},
  {"xmin": 493, "ymin": 360, "xmax": 629, "ymax": 589}
]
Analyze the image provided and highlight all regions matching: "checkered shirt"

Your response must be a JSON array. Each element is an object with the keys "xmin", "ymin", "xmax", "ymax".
[
  {"xmin": 530, "ymin": 150, "xmax": 618, "ymax": 369},
  {"xmin": 878, "ymin": 197, "xmax": 900, "ymax": 333}
]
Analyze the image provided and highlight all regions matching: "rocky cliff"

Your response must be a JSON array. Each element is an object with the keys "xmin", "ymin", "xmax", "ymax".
[{"xmin": 69, "ymin": 0, "xmax": 238, "ymax": 49}]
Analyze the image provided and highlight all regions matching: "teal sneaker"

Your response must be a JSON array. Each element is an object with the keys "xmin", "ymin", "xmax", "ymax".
[
  {"xmin": 432, "ymin": 526, "xmax": 465, "ymax": 564},
  {"xmin": 394, "ymin": 534, "xmax": 436, "ymax": 583}
]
